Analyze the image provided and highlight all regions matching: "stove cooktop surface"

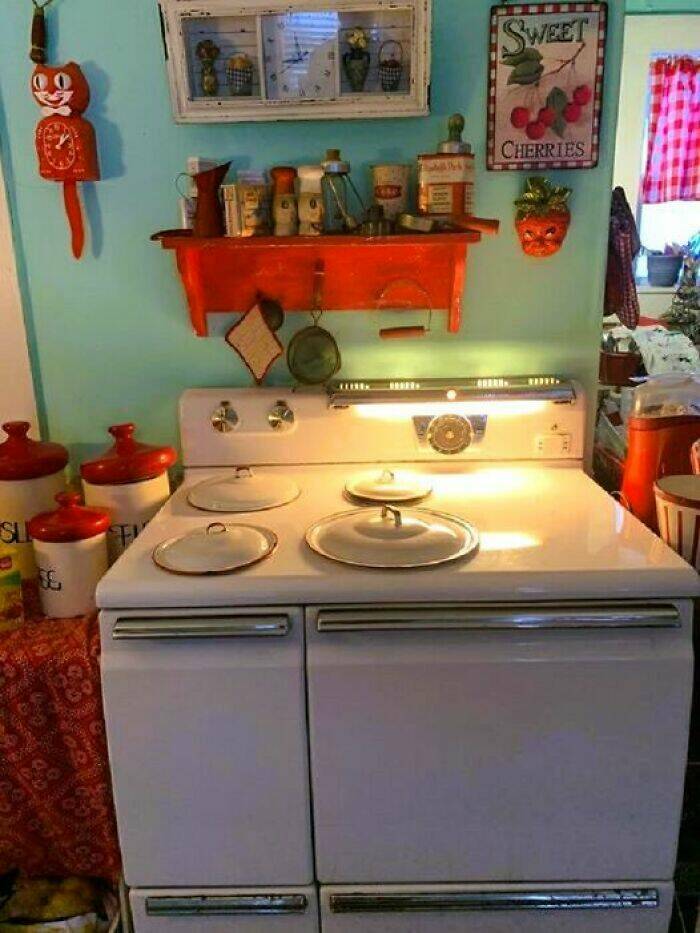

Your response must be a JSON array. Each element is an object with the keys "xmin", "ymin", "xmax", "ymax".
[{"xmin": 97, "ymin": 461, "xmax": 699, "ymax": 609}]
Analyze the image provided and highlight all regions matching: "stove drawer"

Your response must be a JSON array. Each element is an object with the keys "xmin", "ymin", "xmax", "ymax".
[
  {"xmin": 306, "ymin": 601, "xmax": 693, "ymax": 883},
  {"xmin": 130, "ymin": 886, "xmax": 318, "ymax": 932},
  {"xmin": 100, "ymin": 608, "xmax": 313, "ymax": 887},
  {"xmin": 319, "ymin": 883, "xmax": 672, "ymax": 932}
]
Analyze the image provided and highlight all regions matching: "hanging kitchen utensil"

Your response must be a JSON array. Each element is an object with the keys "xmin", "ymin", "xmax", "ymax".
[
  {"xmin": 225, "ymin": 300, "xmax": 283, "ymax": 384},
  {"xmin": 153, "ymin": 521, "xmax": 277, "ymax": 576},
  {"xmin": 287, "ymin": 262, "xmax": 341, "ymax": 385},
  {"xmin": 188, "ymin": 466, "xmax": 299, "ymax": 513},
  {"xmin": 306, "ymin": 504, "xmax": 479, "ymax": 569},
  {"xmin": 345, "ymin": 468, "xmax": 432, "ymax": 504},
  {"xmin": 376, "ymin": 278, "xmax": 432, "ymax": 340},
  {"xmin": 258, "ymin": 296, "xmax": 284, "ymax": 332}
]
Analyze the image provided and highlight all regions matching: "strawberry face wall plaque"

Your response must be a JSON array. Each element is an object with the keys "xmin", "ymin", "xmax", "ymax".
[{"xmin": 31, "ymin": 61, "xmax": 100, "ymax": 259}]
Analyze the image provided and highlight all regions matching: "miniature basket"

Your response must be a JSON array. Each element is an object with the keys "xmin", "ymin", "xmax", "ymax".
[
  {"xmin": 226, "ymin": 57, "xmax": 254, "ymax": 97},
  {"xmin": 378, "ymin": 40, "xmax": 403, "ymax": 92}
]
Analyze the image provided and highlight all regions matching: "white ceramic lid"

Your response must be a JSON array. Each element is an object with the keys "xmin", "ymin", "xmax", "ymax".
[
  {"xmin": 153, "ymin": 522, "xmax": 277, "ymax": 575},
  {"xmin": 306, "ymin": 505, "xmax": 478, "ymax": 568},
  {"xmin": 187, "ymin": 467, "xmax": 300, "ymax": 512},
  {"xmin": 345, "ymin": 468, "xmax": 432, "ymax": 503}
]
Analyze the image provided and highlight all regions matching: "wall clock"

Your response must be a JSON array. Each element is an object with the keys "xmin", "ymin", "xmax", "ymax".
[{"xmin": 157, "ymin": 0, "xmax": 431, "ymax": 122}]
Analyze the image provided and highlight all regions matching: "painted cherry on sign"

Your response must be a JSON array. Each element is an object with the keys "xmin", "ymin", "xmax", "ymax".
[{"xmin": 31, "ymin": 61, "xmax": 100, "ymax": 259}]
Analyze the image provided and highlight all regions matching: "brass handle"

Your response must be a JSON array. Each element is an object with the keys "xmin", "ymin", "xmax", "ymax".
[{"xmin": 381, "ymin": 504, "xmax": 402, "ymax": 527}]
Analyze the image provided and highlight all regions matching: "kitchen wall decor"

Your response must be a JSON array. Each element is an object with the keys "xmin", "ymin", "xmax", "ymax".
[
  {"xmin": 487, "ymin": 2, "xmax": 607, "ymax": 171},
  {"xmin": 31, "ymin": 60, "xmax": 100, "ymax": 258},
  {"xmin": 225, "ymin": 300, "xmax": 284, "ymax": 383},
  {"xmin": 514, "ymin": 175, "xmax": 571, "ymax": 257},
  {"xmin": 157, "ymin": 0, "xmax": 431, "ymax": 122}
]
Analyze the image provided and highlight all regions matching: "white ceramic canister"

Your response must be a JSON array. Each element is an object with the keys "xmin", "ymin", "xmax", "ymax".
[
  {"xmin": 29, "ymin": 492, "xmax": 110, "ymax": 618},
  {"xmin": 297, "ymin": 165, "xmax": 324, "ymax": 236},
  {"xmin": 81, "ymin": 423, "xmax": 176, "ymax": 564},
  {"xmin": 0, "ymin": 422, "xmax": 68, "ymax": 580}
]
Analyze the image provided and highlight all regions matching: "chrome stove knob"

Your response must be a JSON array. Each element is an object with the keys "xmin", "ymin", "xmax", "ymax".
[
  {"xmin": 211, "ymin": 401, "xmax": 239, "ymax": 434},
  {"xmin": 268, "ymin": 400, "xmax": 294, "ymax": 431}
]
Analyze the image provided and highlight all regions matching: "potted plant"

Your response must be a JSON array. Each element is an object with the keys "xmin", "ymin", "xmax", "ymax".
[
  {"xmin": 647, "ymin": 242, "xmax": 684, "ymax": 287},
  {"xmin": 343, "ymin": 27, "xmax": 371, "ymax": 92},
  {"xmin": 514, "ymin": 176, "xmax": 571, "ymax": 257}
]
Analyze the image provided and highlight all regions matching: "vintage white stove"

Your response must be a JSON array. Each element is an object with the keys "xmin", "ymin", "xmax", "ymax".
[{"xmin": 98, "ymin": 378, "xmax": 699, "ymax": 933}]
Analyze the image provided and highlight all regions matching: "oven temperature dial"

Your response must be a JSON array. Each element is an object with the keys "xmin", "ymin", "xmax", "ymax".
[{"xmin": 427, "ymin": 414, "xmax": 473, "ymax": 455}]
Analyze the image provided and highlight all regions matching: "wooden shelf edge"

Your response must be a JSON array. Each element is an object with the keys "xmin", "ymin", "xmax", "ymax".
[{"xmin": 153, "ymin": 230, "xmax": 482, "ymax": 250}]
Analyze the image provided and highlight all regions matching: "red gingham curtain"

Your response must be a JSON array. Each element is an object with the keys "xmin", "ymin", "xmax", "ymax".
[{"xmin": 640, "ymin": 56, "xmax": 700, "ymax": 204}]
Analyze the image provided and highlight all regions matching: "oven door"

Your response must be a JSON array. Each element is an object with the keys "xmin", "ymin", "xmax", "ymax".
[
  {"xmin": 130, "ymin": 886, "xmax": 318, "ymax": 932},
  {"xmin": 306, "ymin": 602, "xmax": 692, "ymax": 884},
  {"xmin": 100, "ymin": 608, "xmax": 313, "ymax": 887},
  {"xmin": 319, "ymin": 883, "xmax": 672, "ymax": 932}
]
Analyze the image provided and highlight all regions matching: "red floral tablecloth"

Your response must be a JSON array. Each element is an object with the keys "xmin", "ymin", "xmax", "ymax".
[{"xmin": 0, "ymin": 584, "xmax": 121, "ymax": 879}]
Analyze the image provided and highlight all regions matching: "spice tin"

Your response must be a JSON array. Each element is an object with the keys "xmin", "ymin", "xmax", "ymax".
[
  {"xmin": 238, "ymin": 171, "xmax": 271, "ymax": 237},
  {"xmin": 222, "ymin": 184, "xmax": 242, "ymax": 237},
  {"xmin": 371, "ymin": 163, "xmax": 410, "ymax": 220},
  {"xmin": 417, "ymin": 113, "xmax": 475, "ymax": 218}
]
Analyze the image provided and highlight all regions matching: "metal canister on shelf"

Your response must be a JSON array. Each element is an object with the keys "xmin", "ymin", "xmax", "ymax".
[
  {"xmin": 221, "ymin": 183, "xmax": 242, "ymax": 237},
  {"xmin": 81, "ymin": 423, "xmax": 176, "ymax": 564},
  {"xmin": 0, "ymin": 421, "xmax": 67, "ymax": 580},
  {"xmin": 417, "ymin": 113, "xmax": 475, "ymax": 219},
  {"xmin": 238, "ymin": 171, "xmax": 271, "ymax": 236},
  {"xmin": 270, "ymin": 166, "xmax": 298, "ymax": 237},
  {"xmin": 29, "ymin": 492, "xmax": 110, "ymax": 618},
  {"xmin": 297, "ymin": 165, "xmax": 324, "ymax": 236}
]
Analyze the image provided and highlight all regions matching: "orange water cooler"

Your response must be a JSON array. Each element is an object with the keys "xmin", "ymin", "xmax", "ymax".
[{"xmin": 621, "ymin": 376, "xmax": 700, "ymax": 531}]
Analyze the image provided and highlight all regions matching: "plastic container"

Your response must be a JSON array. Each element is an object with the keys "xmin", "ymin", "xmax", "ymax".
[
  {"xmin": 0, "ymin": 421, "xmax": 68, "ymax": 580},
  {"xmin": 81, "ymin": 423, "xmax": 176, "ymax": 564},
  {"xmin": 28, "ymin": 492, "xmax": 110, "ymax": 618}
]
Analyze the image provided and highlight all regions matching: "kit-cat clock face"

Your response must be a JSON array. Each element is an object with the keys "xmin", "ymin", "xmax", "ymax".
[
  {"xmin": 37, "ymin": 119, "xmax": 77, "ymax": 172},
  {"xmin": 31, "ymin": 61, "xmax": 90, "ymax": 116}
]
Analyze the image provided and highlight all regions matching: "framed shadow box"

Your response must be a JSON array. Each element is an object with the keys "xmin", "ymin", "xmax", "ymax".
[{"xmin": 158, "ymin": 0, "xmax": 431, "ymax": 122}]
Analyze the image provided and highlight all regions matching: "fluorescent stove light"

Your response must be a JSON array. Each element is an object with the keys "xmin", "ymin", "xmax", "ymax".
[{"xmin": 327, "ymin": 376, "xmax": 575, "ymax": 407}]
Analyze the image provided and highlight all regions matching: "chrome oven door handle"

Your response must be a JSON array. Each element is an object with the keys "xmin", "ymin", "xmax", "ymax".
[
  {"xmin": 146, "ymin": 894, "xmax": 308, "ymax": 916},
  {"xmin": 329, "ymin": 889, "xmax": 660, "ymax": 913},
  {"xmin": 112, "ymin": 615, "xmax": 291, "ymax": 640},
  {"xmin": 316, "ymin": 603, "xmax": 680, "ymax": 632}
]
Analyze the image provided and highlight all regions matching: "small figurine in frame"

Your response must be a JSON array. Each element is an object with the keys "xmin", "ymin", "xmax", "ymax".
[{"xmin": 487, "ymin": 3, "xmax": 607, "ymax": 171}]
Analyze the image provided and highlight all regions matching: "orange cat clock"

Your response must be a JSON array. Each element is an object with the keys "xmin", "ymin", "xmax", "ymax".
[{"xmin": 31, "ymin": 62, "xmax": 99, "ymax": 259}]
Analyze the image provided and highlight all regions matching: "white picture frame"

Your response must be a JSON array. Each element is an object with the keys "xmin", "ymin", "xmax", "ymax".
[{"xmin": 158, "ymin": 0, "xmax": 431, "ymax": 122}]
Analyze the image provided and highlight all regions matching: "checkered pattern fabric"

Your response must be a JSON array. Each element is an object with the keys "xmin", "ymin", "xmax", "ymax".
[{"xmin": 641, "ymin": 56, "xmax": 700, "ymax": 204}]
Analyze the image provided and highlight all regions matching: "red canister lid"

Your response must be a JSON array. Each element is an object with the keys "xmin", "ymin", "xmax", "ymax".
[
  {"xmin": 80, "ymin": 423, "xmax": 177, "ymax": 485},
  {"xmin": 0, "ymin": 422, "xmax": 68, "ymax": 481},
  {"xmin": 28, "ymin": 492, "xmax": 111, "ymax": 543}
]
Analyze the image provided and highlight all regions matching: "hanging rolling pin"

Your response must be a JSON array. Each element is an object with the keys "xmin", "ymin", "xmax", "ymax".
[{"xmin": 376, "ymin": 279, "xmax": 432, "ymax": 340}]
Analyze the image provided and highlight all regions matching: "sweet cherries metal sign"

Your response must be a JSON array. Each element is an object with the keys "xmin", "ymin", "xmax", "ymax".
[{"xmin": 487, "ymin": 3, "xmax": 607, "ymax": 171}]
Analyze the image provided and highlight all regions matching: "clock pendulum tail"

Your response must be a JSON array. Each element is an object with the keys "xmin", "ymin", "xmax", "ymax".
[{"xmin": 62, "ymin": 179, "xmax": 85, "ymax": 259}]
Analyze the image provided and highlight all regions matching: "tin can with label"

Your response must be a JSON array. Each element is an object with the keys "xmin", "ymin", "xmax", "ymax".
[
  {"xmin": 417, "ymin": 152, "xmax": 475, "ymax": 218},
  {"xmin": 371, "ymin": 163, "xmax": 410, "ymax": 220}
]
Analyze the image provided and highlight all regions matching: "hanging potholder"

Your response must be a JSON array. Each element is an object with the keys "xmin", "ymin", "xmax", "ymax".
[{"xmin": 226, "ymin": 303, "xmax": 283, "ymax": 384}]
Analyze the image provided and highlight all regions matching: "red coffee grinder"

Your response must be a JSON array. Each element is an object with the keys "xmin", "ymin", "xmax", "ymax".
[{"xmin": 621, "ymin": 375, "xmax": 700, "ymax": 531}]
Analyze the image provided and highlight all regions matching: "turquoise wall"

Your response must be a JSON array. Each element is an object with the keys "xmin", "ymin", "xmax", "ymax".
[
  {"xmin": 626, "ymin": 0, "xmax": 700, "ymax": 12},
  {"xmin": 0, "ymin": 0, "xmax": 623, "ymax": 461}
]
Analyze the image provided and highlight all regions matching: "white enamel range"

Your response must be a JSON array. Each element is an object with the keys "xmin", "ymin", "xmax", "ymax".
[{"xmin": 98, "ymin": 379, "xmax": 699, "ymax": 933}]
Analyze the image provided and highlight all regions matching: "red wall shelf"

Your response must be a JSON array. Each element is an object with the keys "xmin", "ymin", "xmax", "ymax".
[{"xmin": 153, "ymin": 230, "xmax": 482, "ymax": 337}]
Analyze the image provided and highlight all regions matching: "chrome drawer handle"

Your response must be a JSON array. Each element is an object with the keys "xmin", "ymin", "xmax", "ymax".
[
  {"xmin": 146, "ymin": 894, "xmax": 307, "ymax": 916},
  {"xmin": 113, "ymin": 615, "xmax": 291, "ymax": 639},
  {"xmin": 329, "ymin": 889, "xmax": 659, "ymax": 913},
  {"xmin": 316, "ymin": 602, "xmax": 680, "ymax": 632}
]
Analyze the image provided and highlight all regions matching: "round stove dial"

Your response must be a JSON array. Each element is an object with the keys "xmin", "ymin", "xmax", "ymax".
[{"xmin": 427, "ymin": 414, "xmax": 473, "ymax": 455}]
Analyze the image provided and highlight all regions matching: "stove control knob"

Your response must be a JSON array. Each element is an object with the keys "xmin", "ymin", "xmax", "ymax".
[
  {"xmin": 211, "ymin": 401, "xmax": 239, "ymax": 434},
  {"xmin": 427, "ymin": 414, "xmax": 473, "ymax": 455},
  {"xmin": 268, "ymin": 400, "xmax": 295, "ymax": 432}
]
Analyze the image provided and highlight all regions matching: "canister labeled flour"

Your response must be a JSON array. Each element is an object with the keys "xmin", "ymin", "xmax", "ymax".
[
  {"xmin": 81, "ymin": 423, "xmax": 176, "ymax": 564},
  {"xmin": 0, "ymin": 422, "xmax": 67, "ymax": 580}
]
